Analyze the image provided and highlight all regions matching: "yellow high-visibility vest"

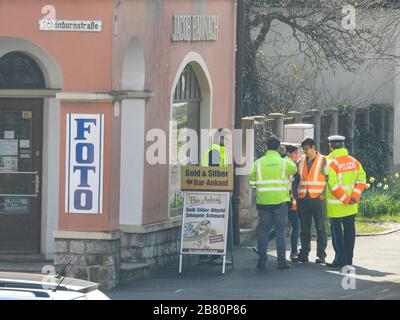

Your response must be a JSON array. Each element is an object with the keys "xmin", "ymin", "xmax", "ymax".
[
  {"xmin": 248, "ymin": 150, "xmax": 297, "ymax": 205},
  {"xmin": 201, "ymin": 144, "xmax": 227, "ymax": 167},
  {"xmin": 326, "ymin": 148, "xmax": 367, "ymax": 218}
]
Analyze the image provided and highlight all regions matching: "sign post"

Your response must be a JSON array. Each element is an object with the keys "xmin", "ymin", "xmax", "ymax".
[{"xmin": 179, "ymin": 166, "xmax": 234, "ymax": 274}]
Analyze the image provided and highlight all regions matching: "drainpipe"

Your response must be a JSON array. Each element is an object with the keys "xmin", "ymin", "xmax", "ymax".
[{"xmin": 233, "ymin": 0, "xmax": 246, "ymax": 246}]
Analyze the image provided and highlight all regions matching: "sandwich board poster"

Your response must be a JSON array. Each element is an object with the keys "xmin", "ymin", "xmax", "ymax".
[{"xmin": 180, "ymin": 191, "xmax": 229, "ymax": 255}]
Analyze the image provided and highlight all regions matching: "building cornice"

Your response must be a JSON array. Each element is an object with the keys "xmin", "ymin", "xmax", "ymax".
[{"xmin": 0, "ymin": 89, "xmax": 154, "ymax": 101}]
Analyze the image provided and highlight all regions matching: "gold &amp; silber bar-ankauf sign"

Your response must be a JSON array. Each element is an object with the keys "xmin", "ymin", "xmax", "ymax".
[{"xmin": 180, "ymin": 166, "xmax": 233, "ymax": 192}]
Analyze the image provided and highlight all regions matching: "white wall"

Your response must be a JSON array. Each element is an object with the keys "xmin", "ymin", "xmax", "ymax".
[
  {"xmin": 119, "ymin": 37, "xmax": 145, "ymax": 226},
  {"xmin": 121, "ymin": 38, "xmax": 145, "ymax": 91},
  {"xmin": 41, "ymin": 98, "xmax": 60, "ymax": 260},
  {"xmin": 119, "ymin": 99, "xmax": 145, "ymax": 225},
  {"xmin": 260, "ymin": 19, "xmax": 395, "ymax": 108},
  {"xmin": 393, "ymin": 44, "xmax": 400, "ymax": 169},
  {"xmin": 259, "ymin": 13, "xmax": 399, "ymax": 168}
]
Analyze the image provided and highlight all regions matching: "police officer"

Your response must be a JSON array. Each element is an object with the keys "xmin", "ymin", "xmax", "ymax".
[
  {"xmin": 249, "ymin": 135, "xmax": 297, "ymax": 270},
  {"xmin": 201, "ymin": 128, "xmax": 228, "ymax": 167},
  {"xmin": 325, "ymin": 135, "xmax": 367, "ymax": 268},
  {"xmin": 201, "ymin": 128, "xmax": 229, "ymax": 265}
]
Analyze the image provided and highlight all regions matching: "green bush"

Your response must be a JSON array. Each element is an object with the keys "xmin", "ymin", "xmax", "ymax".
[
  {"xmin": 359, "ymin": 190, "xmax": 392, "ymax": 217},
  {"xmin": 359, "ymin": 173, "xmax": 400, "ymax": 218},
  {"xmin": 170, "ymin": 192, "xmax": 184, "ymax": 209}
]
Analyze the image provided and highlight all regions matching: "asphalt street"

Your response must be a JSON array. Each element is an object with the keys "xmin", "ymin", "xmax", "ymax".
[{"xmin": 110, "ymin": 231, "xmax": 400, "ymax": 300}]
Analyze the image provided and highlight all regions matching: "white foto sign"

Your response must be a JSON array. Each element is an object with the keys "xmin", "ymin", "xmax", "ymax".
[{"xmin": 65, "ymin": 114, "xmax": 104, "ymax": 214}]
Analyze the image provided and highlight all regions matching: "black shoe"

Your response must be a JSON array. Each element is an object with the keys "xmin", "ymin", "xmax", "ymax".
[
  {"xmin": 278, "ymin": 261, "xmax": 292, "ymax": 270},
  {"xmin": 256, "ymin": 261, "xmax": 266, "ymax": 269},
  {"xmin": 326, "ymin": 262, "xmax": 341, "ymax": 268},
  {"xmin": 292, "ymin": 255, "xmax": 309, "ymax": 263},
  {"xmin": 315, "ymin": 257, "xmax": 326, "ymax": 264}
]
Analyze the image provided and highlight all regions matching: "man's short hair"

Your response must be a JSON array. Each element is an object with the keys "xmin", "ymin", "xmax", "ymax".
[
  {"xmin": 267, "ymin": 135, "xmax": 280, "ymax": 150},
  {"xmin": 285, "ymin": 144, "xmax": 298, "ymax": 154},
  {"xmin": 301, "ymin": 137, "xmax": 316, "ymax": 149}
]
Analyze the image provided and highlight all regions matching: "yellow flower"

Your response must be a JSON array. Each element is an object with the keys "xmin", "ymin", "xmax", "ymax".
[
  {"xmin": 369, "ymin": 177, "xmax": 375, "ymax": 183},
  {"xmin": 395, "ymin": 172, "xmax": 399, "ymax": 179},
  {"xmin": 384, "ymin": 184, "xmax": 389, "ymax": 190},
  {"xmin": 366, "ymin": 183, "xmax": 371, "ymax": 189},
  {"xmin": 383, "ymin": 177, "xmax": 388, "ymax": 183},
  {"xmin": 377, "ymin": 182, "xmax": 383, "ymax": 188}
]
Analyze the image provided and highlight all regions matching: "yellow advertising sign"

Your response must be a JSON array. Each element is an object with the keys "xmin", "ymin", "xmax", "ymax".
[{"xmin": 180, "ymin": 165, "xmax": 234, "ymax": 192}]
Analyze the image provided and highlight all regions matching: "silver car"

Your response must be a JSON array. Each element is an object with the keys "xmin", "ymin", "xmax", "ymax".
[{"xmin": 0, "ymin": 272, "xmax": 110, "ymax": 300}]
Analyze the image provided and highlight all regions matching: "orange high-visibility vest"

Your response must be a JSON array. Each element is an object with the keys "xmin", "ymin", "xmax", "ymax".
[
  {"xmin": 298, "ymin": 152, "xmax": 327, "ymax": 199},
  {"xmin": 288, "ymin": 152, "xmax": 298, "ymax": 211}
]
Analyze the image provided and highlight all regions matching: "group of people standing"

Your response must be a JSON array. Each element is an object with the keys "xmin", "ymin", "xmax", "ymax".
[{"xmin": 248, "ymin": 135, "xmax": 367, "ymax": 270}]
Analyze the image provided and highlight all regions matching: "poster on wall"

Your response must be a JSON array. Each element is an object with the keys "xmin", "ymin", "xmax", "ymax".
[
  {"xmin": 65, "ymin": 114, "xmax": 104, "ymax": 214},
  {"xmin": 180, "ymin": 191, "xmax": 230, "ymax": 255},
  {"xmin": 0, "ymin": 156, "xmax": 18, "ymax": 172},
  {"xmin": 0, "ymin": 139, "xmax": 18, "ymax": 156}
]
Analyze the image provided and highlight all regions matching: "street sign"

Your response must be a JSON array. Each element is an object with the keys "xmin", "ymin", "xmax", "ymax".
[{"xmin": 180, "ymin": 165, "xmax": 234, "ymax": 192}]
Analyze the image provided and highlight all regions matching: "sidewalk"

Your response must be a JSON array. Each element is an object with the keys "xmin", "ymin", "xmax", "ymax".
[{"xmin": 110, "ymin": 231, "xmax": 400, "ymax": 300}]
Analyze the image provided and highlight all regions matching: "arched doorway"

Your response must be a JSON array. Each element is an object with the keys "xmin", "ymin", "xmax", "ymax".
[
  {"xmin": 169, "ymin": 61, "xmax": 211, "ymax": 216},
  {"xmin": 171, "ymin": 64, "xmax": 202, "ymax": 164},
  {"xmin": 0, "ymin": 51, "xmax": 44, "ymax": 253}
]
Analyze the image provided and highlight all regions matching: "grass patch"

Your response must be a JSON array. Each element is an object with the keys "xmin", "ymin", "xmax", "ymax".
[
  {"xmin": 357, "ymin": 214, "xmax": 400, "ymax": 223},
  {"xmin": 355, "ymin": 221, "xmax": 389, "ymax": 234},
  {"xmin": 306, "ymin": 215, "xmax": 396, "ymax": 237}
]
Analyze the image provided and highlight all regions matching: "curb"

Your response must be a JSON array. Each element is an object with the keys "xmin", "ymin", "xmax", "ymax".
[
  {"xmin": 356, "ymin": 227, "xmax": 400, "ymax": 237},
  {"xmin": 240, "ymin": 225, "xmax": 400, "ymax": 242}
]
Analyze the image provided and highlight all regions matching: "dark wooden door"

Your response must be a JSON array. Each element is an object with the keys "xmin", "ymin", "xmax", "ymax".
[{"xmin": 0, "ymin": 99, "xmax": 43, "ymax": 253}]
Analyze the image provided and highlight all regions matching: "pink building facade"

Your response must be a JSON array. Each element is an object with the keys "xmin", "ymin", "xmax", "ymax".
[{"xmin": 0, "ymin": 0, "xmax": 236, "ymax": 289}]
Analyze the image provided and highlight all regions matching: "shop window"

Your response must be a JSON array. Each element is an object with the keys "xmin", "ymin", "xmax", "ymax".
[{"xmin": 170, "ymin": 64, "xmax": 202, "ymax": 216}]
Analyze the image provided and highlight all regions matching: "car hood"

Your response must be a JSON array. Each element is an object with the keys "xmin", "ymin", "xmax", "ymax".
[{"xmin": 0, "ymin": 271, "xmax": 99, "ymax": 293}]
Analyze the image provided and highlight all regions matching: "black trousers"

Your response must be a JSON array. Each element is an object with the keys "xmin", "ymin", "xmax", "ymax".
[
  {"xmin": 330, "ymin": 215, "xmax": 356, "ymax": 266},
  {"xmin": 297, "ymin": 197, "xmax": 327, "ymax": 259}
]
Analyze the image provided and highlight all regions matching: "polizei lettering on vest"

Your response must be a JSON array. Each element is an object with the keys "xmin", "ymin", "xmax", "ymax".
[{"xmin": 338, "ymin": 161, "xmax": 356, "ymax": 171}]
